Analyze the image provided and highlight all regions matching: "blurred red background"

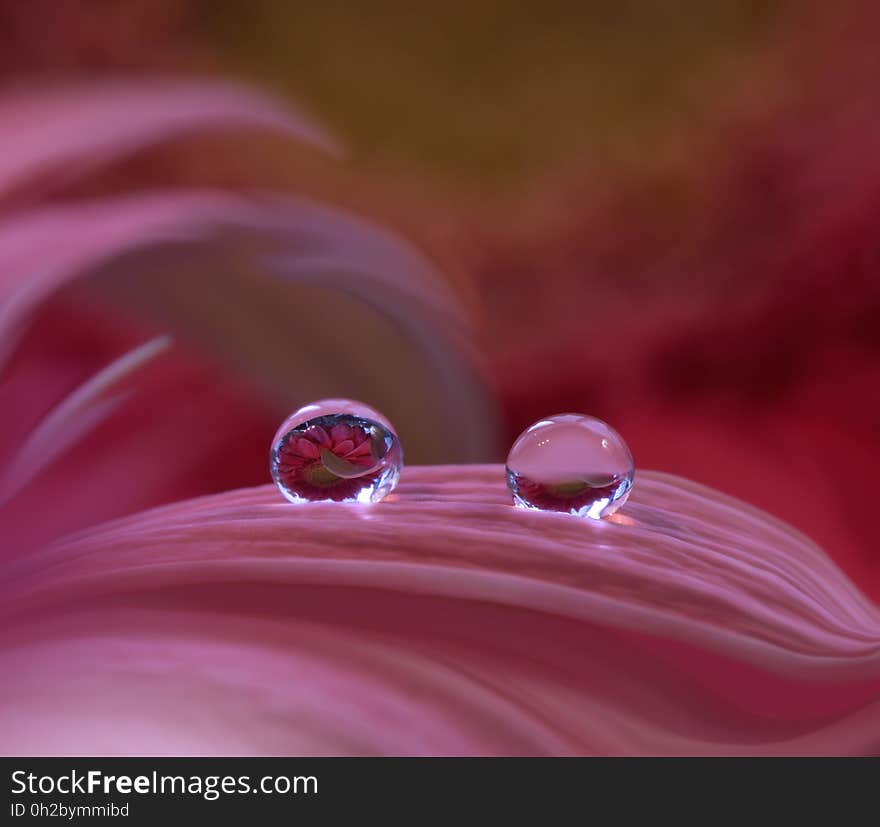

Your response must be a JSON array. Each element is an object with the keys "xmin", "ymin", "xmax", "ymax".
[{"xmin": 2, "ymin": 0, "xmax": 878, "ymax": 598}]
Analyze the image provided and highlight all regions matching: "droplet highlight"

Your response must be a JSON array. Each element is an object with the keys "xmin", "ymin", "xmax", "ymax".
[
  {"xmin": 506, "ymin": 413, "xmax": 634, "ymax": 519},
  {"xmin": 270, "ymin": 399, "xmax": 402, "ymax": 504}
]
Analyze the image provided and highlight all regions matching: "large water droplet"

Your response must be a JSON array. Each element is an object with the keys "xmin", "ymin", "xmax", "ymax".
[
  {"xmin": 506, "ymin": 414, "xmax": 634, "ymax": 519},
  {"xmin": 270, "ymin": 399, "xmax": 402, "ymax": 504}
]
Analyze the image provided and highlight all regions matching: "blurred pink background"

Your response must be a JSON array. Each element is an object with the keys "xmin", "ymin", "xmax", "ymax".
[{"xmin": 2, "ymin": 0, "xmax": 878, "ymax": 600}]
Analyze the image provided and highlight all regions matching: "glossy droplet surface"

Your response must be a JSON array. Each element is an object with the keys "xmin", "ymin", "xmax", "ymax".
[
  {"xmin": 270, "ymin": 399, "xmax": 402, "ymax": 504},
  {"xmin": 506, "ymin": 414, "xmax": 634, "ymax": 519}
]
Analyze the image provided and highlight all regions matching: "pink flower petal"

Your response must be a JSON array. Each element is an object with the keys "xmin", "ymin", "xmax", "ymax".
[
  {"xmin": 0, "ymin": 335, "xmax": 170, "ymax": 504},
  {"xmin": 347, "ymin": 440, "xmax": 374, "ymax": 457},
  {"xmin": 332, "ymin": 439, "xmax": 355, "ymax": 456},
  {"xmin": 294, "ymin": 438, "xmax": 321, "ymax": 460},
  {"xmin": 303, "ymin": 425, "xmax": 332, "ymax": 447},
  {"xmin": 0, "ymin": 79, "xmax": 341, "ymax": 205},
  {"xmin": 3, "ymin": 466, "xmax": 878, "ymax": 755},
  {"xmin": 329, "ymin": 423, "xmax": 353, "ymax": 443},
  {"xmin": 0, "ymin": 191, "xmax": 497, "ymax": 465}
]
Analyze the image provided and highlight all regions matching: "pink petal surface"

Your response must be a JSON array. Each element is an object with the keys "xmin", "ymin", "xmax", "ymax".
[{"xmin": 3, "ymin": 466, "xmax": 878, "ymax": 756}]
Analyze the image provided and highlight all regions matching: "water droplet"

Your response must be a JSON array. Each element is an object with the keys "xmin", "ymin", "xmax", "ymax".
[
  {"xmin": 270, "ymin": 399, "xmax": 402, "ymax": 504},
  {"xmin": 506, "ymin": 414, "xmax": 634, "ymax": 519}
]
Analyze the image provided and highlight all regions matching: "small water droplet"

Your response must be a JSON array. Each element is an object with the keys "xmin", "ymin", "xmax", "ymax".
[
  {"xmin": 270, "ymin": 399, "xmax": 403, "ymax": 504},
  {"xmin": 506, "ymin": 413, "xmax": 634, "ymax": 519}
]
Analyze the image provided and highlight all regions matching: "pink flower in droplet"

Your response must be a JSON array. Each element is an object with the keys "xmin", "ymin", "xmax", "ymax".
[
  {"xmin": 274, "ymin": 422, "xmax": 382, "ymax": 502},
  {"xmin": 513, "ymin": 474, "xmax": 623, "ymax": 515}
]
